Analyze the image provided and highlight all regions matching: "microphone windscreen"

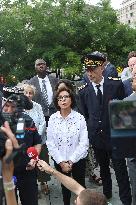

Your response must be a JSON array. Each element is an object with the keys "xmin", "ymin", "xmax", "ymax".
[{"xmin": 27, "ymin": 147, "xmax": 39, "ymax": 160}]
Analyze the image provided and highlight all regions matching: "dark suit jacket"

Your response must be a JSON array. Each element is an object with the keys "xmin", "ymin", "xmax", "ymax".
[
  {"xmin": 28, "ymin": 75, "xmax": 58, "ymax": 116},
  {"xmin": 78, "ymin": 78, "xmax": 125, "ymax": 150},
  {"xmin": 123, "ymin": 79, "xmax": 133, "ymax": 97},
  {"xmin": 103, "ymin": 62, "xmax": 118, "ymax": 79}
]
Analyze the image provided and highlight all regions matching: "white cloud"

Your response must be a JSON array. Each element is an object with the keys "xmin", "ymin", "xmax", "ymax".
[{"xmin": 86, "ymin": 0, "xmax": 123, "ymax": 9}]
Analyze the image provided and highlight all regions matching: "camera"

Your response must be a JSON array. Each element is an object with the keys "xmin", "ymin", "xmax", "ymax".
[
  {"xmin": 109, "ymin": 99, "xmax": 136, "ymax": 158},
  {"xmin": 0, "ymin": 86, "xmax": 33, "ymax": 158}
]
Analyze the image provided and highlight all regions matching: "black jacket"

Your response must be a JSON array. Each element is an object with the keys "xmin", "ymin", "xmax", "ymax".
[{"xmin": 78, "ymin": 78, "xmax": 125, "ymax": 150}]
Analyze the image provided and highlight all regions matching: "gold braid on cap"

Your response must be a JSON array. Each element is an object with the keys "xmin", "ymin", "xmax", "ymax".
[{"xmin": 84, "ymin": 57, "xmax": 103, "ymax": 67}]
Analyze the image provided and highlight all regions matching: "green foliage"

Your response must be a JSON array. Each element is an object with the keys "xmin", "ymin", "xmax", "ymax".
[{"xmin": 0, "ymin": 0, "xmax": 136, "ymax": 83}]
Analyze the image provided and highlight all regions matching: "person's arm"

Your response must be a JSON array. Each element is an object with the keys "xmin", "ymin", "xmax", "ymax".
[
  {"xmin": 37, "ymin": 160, "xmax": 85, "ymax": 195},
  {"xmin": 1, "ymin": 122, "xmax": 18, "ymax": 205},
  {"xmin": 78, "ymin": 88, "xmax": 89, "ymax": 120},
  {"xmin": 2, "ymin": 140, "xmax": 17, "ymax": 205},
  {"xmin": 36, "ymin": 103, "xmax": 46, "ymax": 138}
]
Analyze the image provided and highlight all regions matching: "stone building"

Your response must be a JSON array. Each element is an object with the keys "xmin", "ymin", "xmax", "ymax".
[{"xmin": 118, "ymin": 0, "xmax": 136, "ymax": 28}]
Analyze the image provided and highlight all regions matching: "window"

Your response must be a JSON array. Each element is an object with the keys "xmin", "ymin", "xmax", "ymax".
[
  {"xmin": 130, "ymin": 12, "xmax": 133, "ymax": 17},
  {"xmin": 130, "ymin": 5, "xmax": 133, "ymax": 10},
  {"xmin": 128, "ymin": 20, "xmax": 131, "ymax": 24}
]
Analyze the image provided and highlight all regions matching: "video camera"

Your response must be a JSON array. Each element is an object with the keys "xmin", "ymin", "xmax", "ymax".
[
  {"xmin": 0, "ymin": 86, "xmax": 33, "ymax": 159},
  {"xmin": 109, "ymin": 99, "xmax": 136, "ymax": 158}
]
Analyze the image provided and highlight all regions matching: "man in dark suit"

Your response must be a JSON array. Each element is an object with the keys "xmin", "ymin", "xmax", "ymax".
[
  {"xmin": 78, "ymin": 52, "xmax": 132, "ymax": 205},
  {"xmin": 28, "ymin": 58, "xmax": 58, "ymax": 195},
  {"xmin": 28, "ymin": 59, "xmax": 58, "ymax": 125},
  {"xmin": 102, "ymin": 52, "xmax": 118, "ymax": 79}
]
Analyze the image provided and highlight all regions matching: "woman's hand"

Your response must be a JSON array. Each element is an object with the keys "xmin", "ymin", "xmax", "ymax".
[
  {"xmin": 26, "ymin": 159, "xmax": 37, "ymax": 170},
  {"xmin": 1, "ymin": 121, "xmax": 19, "ymax": 149},
  {"xmin": 37, "ymin": 159, "xmax": 54, "ymax": 174},
  {"xmin": 59, "ymin": 161, "xmax": 72, "ymax": 173}
]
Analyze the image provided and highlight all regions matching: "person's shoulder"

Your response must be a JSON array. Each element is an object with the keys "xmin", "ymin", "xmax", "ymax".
[
  {"xmin": 32, "ymin": 101, "xmax": 42, "ymax": 109},
  {"xmin": 73, "ymin": 110, "xmax": 85, "ymax": 119},
  {"xmin": 78, "ymin": 82, "xmax": 88, "ymax": 92},
  {"xmin": 29, "ymin": 75, "xmax": 37, "ymax": 83},
  {"xmin": 22, "ymin": 113, "xmax": 34, "ymax": 127},
  {"xmin": 106, "ymin": 76, "xmax": 122, "ymax": 86},
  {"xmin": 49, "ymin": 112, "xmax": 58, "ymax": 120},
  {"xmin": 48, "ymin": 75, "xmax": 58, "ymax": 81},
  {"xmin": 107, "ymin": 76, "xmax": 121, "ymax": 81}
]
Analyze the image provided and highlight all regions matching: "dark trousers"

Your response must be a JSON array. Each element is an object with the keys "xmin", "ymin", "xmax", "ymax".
[
  {"xmin": 55, "ymin": 158, "xmax": 86, "ymax": 205},
  {"xmin": 94, "ymin": 148, "xmax": 132, "ymax": 205},
  {"xmin": 15, "ymin": 170, "xmax": 38, "ymax": 205}
]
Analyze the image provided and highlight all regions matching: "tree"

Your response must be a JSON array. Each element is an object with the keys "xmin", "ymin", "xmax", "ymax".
[{"xmin": 0, "ymin": 0, "xmax": 136, "ymax": 83}]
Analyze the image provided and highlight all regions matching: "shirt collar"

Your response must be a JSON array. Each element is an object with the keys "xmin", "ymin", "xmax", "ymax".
[
  {"xmin": 37, "ymin": 75, "xmax": 49, "ymax": 82},
  {"xmin": 92, "ymin": 77, "xmax": 104, "ymax": 87},
  {"xmin": 56, "ymin": 109, "xmax": 74, "ymax": 119}
]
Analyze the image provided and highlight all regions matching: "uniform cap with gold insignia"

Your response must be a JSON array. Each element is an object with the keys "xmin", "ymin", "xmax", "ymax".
[{"xmin": 83, "ymin": 51, "xmax": 106, "ymax": 70}]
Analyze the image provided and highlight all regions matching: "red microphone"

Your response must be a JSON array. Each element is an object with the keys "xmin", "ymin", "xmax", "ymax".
[{"xmin": 27, "ymin": 147, "xmax": 39, "ymax": 160}]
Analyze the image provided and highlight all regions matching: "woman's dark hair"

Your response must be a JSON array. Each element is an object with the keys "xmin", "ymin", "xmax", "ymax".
[
  {"xmin": 54, "ymin": 87, "xmax": 76, "ymax": 110},
  {"xmin": 55, "ymin": 79, "xmax": 75, "ymax": 92}
]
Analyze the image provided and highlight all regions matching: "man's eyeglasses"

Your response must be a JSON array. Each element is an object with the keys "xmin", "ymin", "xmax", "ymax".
[{"xmin": 57, "ymin": 95, "xmax": 70, "ymax": 101}]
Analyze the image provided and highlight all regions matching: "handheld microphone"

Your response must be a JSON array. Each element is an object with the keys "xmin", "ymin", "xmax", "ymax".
[{"xmin": 27, "ymin": 147, "xmax": 39, "ymax": 160}]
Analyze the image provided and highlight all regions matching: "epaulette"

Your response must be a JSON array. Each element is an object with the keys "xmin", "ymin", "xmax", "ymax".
[
  {"xmin": 78, "ymin": 83, "xmax": 87, "ymax": 91},
  {"xmin": 108, "ymin": 77, "xmax": 121, "ymax": 81}
]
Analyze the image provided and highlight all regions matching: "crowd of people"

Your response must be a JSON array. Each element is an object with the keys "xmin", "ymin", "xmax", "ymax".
[{"xmin": 0, "ymin": 50, "xmax": 136, "ymax": 205}]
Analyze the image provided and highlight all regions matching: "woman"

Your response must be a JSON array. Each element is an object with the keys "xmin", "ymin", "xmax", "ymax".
[
  {"xmin": 23, "ymin": 84, "xmax": 50, "ymax": 195},
  {"xmin": 55, "ymin": 80, "xmax": 102, "ymax": 186},
  {"xmin": 46, "ymin": 87, "xmax": 89, "ymax": 205},
  {"xmin": 55, "ymin": 79, "xmax": 82, "ymax": 113}
]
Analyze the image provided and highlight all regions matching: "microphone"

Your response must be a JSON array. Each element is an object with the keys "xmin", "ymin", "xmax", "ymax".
[{"xmin": 27, "ymin": 147, "xmax": 39, "ymax": 160}]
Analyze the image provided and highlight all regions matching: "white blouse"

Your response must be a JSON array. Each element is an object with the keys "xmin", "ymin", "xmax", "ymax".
[
  {"xmin": 25, "ymin": 101, "xmax": 46, "ymax": 144},
  {"xmin": 46, "ymin": 110, "xmax": 89, "ymax": 164}
]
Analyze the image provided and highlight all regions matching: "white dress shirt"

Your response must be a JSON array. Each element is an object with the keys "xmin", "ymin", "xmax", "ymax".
[
  {"xmin": 92, "ymin": 77, "xmax": 104, "ymax": 95},
  {"xmin": 46, "ymin": 110, "xmax": 89, "ymax": 164},
  {"xmin": 121, "ymin": 67, "xmax": 132, "ymax": 81},
  {"xmin": 38, "ymin": 75, "xmax": 53, "ymax": 105},
  {"xmin": 25, "ymin": 101, "xmax": 46, "ymax": 144}
]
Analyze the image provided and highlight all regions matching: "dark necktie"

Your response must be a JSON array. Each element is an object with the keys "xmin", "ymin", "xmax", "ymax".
[
  {"xmin": 96, "ymin": 84, "xmax": 103, "ymax": 105},
  {"xmin": 42, "ymin": 79, "xmax": 49, "ymax": 108}
]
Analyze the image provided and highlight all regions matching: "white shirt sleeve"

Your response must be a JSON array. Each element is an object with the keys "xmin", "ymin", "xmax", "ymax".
[
  {"xmin": 121, "ymin": 67, "xmax": 132, "ymax": 81},
  {"xmin": 36, "ymin": 104, "xmax": 47, "ymax": 144},
  {"xmin": 37, "ymin": 104, "xmax": 46, "ymax": 136},
  {"xmin": 69, "ymin": 115, "xmax": 89, "ymax": 163}
]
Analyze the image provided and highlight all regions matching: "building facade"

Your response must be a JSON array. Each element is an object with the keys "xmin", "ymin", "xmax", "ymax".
[{"xmin": 118, "ymin": 0, "xmax": 136, "ymax": 28}]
